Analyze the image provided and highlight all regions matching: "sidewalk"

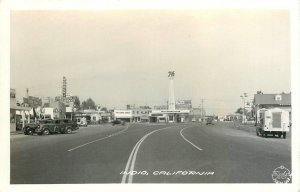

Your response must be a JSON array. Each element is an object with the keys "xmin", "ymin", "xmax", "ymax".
[{"xmin": 10, "ymin": 130, "xmax": 24, "ymax": 135}]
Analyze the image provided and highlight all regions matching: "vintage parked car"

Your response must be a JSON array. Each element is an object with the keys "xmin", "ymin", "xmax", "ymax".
[
  {"xmin": 206, "ymin": 117, "xmax": 214, "ymax": 125},
  {"xmin": 39, "ymin": 119, "xmax": 79, "ymax": 135},
  {"xmin": 111, "ymin": 119, "xmax": 125, "ymax": 126},
  {"xmin": 23, "ymin": 119, "xmax": 53, "ymax": 135},
  {"xmin": 78, "ymin": 121, "xmax": 88, "ymax": 127},
  {"xmin": 77, "ymin": 117, "xmax": 88, "ymax": 127}
]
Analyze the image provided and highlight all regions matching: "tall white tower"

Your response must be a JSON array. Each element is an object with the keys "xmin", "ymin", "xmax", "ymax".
[{"xmin": 168, "ymin": 71, "xmax": 175, "ymax": 110}]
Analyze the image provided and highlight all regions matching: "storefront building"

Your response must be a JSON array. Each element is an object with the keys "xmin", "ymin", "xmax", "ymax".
[
  {"xmin": 113, "ymin": 110, "xmax": 133, "ymax": 122},
  {"xmin": 149, "ymin": 110, "xmax": 190, "ymax": 123},
  {"xmin": 10, "ymin": 89, "xmax": 31, "ymax": 132},
  {"xmin": 132, "ymin": 108, "xmax": 151, "ymax": 122}
]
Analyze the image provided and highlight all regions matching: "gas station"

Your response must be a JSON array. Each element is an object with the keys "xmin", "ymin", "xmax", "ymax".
[{"xmin": 149, "ymin": 71, "xmax": 190, "ymax": 123}]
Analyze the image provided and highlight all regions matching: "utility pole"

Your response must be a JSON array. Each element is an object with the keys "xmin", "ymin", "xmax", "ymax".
[
  {"xmin": 240, "ymin": 93, "xmax": 248, "ymax": 124},
  {"xmin": 26, "ymin": 88, "xmax": 30, "ymax": 123},
  {"xmin": 201, "ymin": 99, "xmax": 204, "ymax": 121}
]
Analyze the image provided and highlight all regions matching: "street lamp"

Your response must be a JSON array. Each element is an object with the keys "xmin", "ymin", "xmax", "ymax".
[{"xmin": 240, "ymin": 93, "xmax": 248, "ymax": 124}]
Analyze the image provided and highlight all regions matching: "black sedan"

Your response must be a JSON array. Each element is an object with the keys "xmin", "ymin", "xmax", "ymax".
[{"xmin": 111, "ymin": 119, "xmax": 125, "ymax": 126}]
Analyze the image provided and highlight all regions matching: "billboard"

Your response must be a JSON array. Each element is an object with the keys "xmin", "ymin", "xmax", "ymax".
[
  {"xmin": 175, "ymin": 100, "xmax": 192, "ymax": 110},
  {"xmin": 55, "ymin": 96, "xmax": 76, "ymax": 103}
]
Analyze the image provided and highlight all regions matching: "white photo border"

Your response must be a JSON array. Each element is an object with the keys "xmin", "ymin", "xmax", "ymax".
[{"xmin": 1, "ymin": 0, "xmax": 299, "ymax": 192}]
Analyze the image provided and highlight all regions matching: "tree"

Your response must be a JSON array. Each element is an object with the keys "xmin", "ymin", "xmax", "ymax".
[
  {"xmin": 235, "ymin": 107, "xmax": 253, "ymax": 117},
  {"xmin": 81, "ymin": 98, "xmax": 96, "ymax": 110},
  {"xmin": 235, "ymin": 108, "xmax": 244, "ymax": 114},
  {"xmin": 74, "ymin": 96, "xmax": 80, "ymax": 109},
  {"xmin": 100, "ymin": 107, "xmax": 108, "ymax": 112}
]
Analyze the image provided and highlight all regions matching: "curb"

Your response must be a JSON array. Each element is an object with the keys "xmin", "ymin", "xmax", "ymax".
[{"xmin": 10, "ymin": 131, "xmax": 24, "ymax": 135}]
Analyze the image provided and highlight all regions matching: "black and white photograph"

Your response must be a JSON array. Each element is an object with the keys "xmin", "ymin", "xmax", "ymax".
[{"xmin": 1, "ymin": 0, "xmax": 299, "ymax": 192}]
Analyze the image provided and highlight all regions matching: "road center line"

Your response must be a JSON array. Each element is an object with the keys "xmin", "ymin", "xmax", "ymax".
[
  {"xmin": 180, "ymin": 126, "xmax": 203, "ymax": 151},
  {"xmin": 121, "ymin": 133, "xmax": 147, "ymax": 183},
  {"xmin": 67, "ymin": 126, "xmax": 130, "ymax": 152},
  {"xmin": 127, "ymin": 132, "xmax": 152, "ymax": 183},
  {"xmin": 122, "ymin": 125, "xmax": 183, "ymax": 183}
]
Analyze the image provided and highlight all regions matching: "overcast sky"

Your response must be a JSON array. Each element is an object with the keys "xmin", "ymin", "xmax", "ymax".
[{"xmin": 10, "ymin": 10, "xmax": 291, "ymax": 115}]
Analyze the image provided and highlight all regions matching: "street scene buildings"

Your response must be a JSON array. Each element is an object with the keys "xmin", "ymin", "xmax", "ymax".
[
  {"xmin": 10, "ymin": 76, "xmax": 292, "ymax": 131},
  {"xmin": 9, "ymin": 10, "xmax": 292, "ymax": 185}
]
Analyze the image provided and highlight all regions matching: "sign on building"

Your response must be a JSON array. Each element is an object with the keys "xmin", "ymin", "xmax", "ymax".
[
  {"xmin": 55, "ymin": 96, "xmax": 76, "ymax": 103},
  {"xmin": 176, "ymin": 100, "xmax": 192, "ymax": 110}
]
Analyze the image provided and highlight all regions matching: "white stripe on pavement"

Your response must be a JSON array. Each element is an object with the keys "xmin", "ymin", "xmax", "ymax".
[
  {"xmin": 127, "ymin": 132, "xmax": 152, "ymax": 183},
  {"xmin": 121, "ymin": 135, "xmax": 145, "ymax": 183},
  {"xmin": 67, "ymin": 126, "xmax": 130, "ymax": 152},
  {"xmin": 180, "ymin": 127, "xmax": 203, "ymax": 151},
  {"xmin": 122, "ymin": 125, "xmax": 183, "ymax": 183}
]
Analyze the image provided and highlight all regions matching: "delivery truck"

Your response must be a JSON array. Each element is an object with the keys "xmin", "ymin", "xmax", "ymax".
[{"xmin": 256, "ymin": 108, "xmax": 290, "ymax": 139}]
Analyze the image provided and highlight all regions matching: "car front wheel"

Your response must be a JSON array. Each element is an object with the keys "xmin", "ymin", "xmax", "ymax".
[
  {"xmin": 66, "ymin": 128, "xmax": 72, "ymax": 134},
  {"xmin": 27, "ymin": 129, "xmax": 34, "ymax": 135},
  {"xmin": 278, "ymin": 133, "xmax": 282, "ymax": 138},
  {"xmin": 43, "ymin": 129, "xmax": 50, "ymax": 135}
]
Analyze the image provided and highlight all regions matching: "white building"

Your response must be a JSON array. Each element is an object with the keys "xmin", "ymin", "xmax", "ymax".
[
  {"xmin": 42, "ymin": 101, "xmax": 66, "ymax": 119},
  {"xmin": 79, "ymin": 109, "xmax": 102, "ymax": 124},
  {"xmin": 113, "ymin": 110, "xmax": 133, "ymax": 122},
  {"xmin": 149, "ymin": 110, "xmax": 190, "ymax": 123},
  {"xmin": 90, "ymin": 113, "xmax": 101, "ymax": 123}
]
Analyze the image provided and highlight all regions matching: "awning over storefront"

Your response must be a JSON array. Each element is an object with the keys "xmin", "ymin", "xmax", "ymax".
[{"xmin": 10, "ymin": 106, "xmax": 31, "ymax": 111}]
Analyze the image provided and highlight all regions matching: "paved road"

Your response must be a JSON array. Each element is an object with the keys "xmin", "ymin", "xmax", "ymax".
[{"xmin": 10, "ymin": 122, "xmax": 291, "ymax": 184}]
